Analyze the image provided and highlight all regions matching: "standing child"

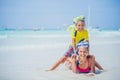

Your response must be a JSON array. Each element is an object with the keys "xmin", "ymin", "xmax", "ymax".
[{"xmin": 49, "ymin": 16, "xmax": 103, "ymax": 71}]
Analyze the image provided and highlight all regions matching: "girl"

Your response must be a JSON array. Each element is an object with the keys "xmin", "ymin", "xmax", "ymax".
[
  {"xmin": 71, "ymin": 42, "xmax": 96, "ymax": 76},
  {"xmin": 49, "ymin": 16, "xmax": 103, "ymax": 71}
]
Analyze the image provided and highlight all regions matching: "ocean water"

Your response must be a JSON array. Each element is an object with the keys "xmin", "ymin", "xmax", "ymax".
[{"xmin": 0, "ymin": 30, "xmax": 120, "ymax": 80}]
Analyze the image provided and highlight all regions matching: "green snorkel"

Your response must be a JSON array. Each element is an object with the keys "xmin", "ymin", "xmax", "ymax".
[
  {"xmin": 67, "ymin": 15, "xmax": 85, "ymax": 31},
  {"xmin": 73, "ymin": 15, "xmax": 85, "ymax": 24}
]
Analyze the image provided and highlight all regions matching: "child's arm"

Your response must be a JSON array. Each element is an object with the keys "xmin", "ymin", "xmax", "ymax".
[
  {"xmin": 86, "ymin": 56, "xmax": 95, "ymax": 76},
  {"xmin": 72, "ymin": 38, "xmax": 76, "ymax": 54},
  {"xmin": 71, "ymin": 54, "xmax": 77, "ymax": 73}
]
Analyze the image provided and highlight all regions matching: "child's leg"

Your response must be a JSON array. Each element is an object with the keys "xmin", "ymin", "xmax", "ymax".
[
  {"xmin": 50, "ymin": 45, "xmax": 74, "ymax": 71},
  {"xmin": 65, "ymin": 57, "xmax": 72, "ymax": 70},
  {"xmin": 50, "ymin": 56, "xmax": 67, "ymax": 71},
  {"xmin": 66, "ymin": 57, "xmax": 72, "ymax": 63}
]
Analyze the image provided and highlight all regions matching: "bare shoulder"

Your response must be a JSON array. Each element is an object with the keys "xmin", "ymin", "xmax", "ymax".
[{"xmin": 87, "ymin": 54, "xmax": 95, "ymax": 60}]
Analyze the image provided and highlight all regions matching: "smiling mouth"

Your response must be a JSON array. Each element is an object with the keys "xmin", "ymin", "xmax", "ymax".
[{"xmin": 80, "ymin": 54, "xmax": 86, "ymax": 57}]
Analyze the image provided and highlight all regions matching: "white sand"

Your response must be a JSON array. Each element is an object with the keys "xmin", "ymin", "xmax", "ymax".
[{"xmin": 0, "ymin": 30, "xmax": 120, "ymax": 80}]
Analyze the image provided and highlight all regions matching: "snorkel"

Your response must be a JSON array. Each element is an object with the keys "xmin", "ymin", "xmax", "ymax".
[{"xmin": 67, "ymin": 15, "xmax": 85, "ymax": 31}]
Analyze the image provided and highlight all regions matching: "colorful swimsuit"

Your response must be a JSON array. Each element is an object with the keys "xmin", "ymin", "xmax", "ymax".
[
  {"xmin": 76, "ymin": 60, "xmax": 91, "ymax": 73},
  {"xmin": 64, "ymin": 29, "xmax": 89, "ymax": 57}
]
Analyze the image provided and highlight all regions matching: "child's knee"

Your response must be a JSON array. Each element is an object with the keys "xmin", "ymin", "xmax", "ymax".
[{"xmin": 60, "ymin": 56, "xmax": 67, "ymax": 63}]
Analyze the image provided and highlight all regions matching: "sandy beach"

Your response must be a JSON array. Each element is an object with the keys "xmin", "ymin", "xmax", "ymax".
[{"xmin": 0, "ymin": 30, "xmax": 120, "ymax": 80}]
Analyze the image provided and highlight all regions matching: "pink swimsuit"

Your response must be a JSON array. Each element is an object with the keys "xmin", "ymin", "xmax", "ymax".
[{"xmin": 77, "ymin": 61, "xmax": 91, "ymax": 73}]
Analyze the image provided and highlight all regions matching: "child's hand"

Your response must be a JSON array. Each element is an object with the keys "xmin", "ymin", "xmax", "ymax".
[
  {"xmin": 85, "ymin": 72, "xmax": 95, "ymax": 76},
  {"xmin": 71, "ymin": 54, "xmax": 76, "ymax": 62}
]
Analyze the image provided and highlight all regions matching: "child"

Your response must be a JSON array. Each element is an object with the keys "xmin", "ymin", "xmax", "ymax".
[
  {"xmin": 71, "ymin": 42, "xmax": 97, "ymax": 76},
  {"xmin": 49, "ymin": 16, "xmax": 103, "ymax": 71}
]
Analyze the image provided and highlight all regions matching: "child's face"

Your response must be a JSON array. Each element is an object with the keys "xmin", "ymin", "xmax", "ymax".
[
  {"xmin": 78, "ymin": 47, "xmax": 88, "ymax": 59},
  {"xmin": 76, "ymin": 21, "xmax": 85, "ymax": 31}
]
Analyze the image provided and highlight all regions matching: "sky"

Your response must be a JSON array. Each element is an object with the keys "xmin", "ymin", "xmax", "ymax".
[{"xmin": 0, "ymin": 0, "xmax": 120, "ymax": 30}]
